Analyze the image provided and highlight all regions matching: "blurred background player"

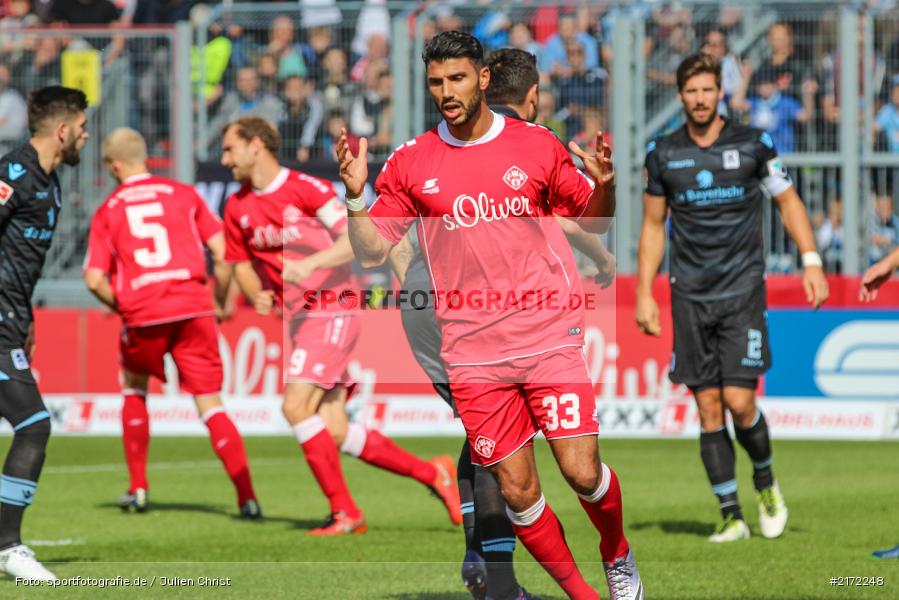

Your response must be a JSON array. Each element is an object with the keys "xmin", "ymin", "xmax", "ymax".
[
  {"xmin": 219, "ymin": 116, "xmax": 461, "ymax": 535},
  {"xmin": 339, "ymin": 32, "xmax": 643, "ymax": 600},
  {"xmin": 636, "ymin": 53, "xmax": 828, "ymax": 542},
  {"xmin": 83, "ymin": 128, "xmax": 260, "ymax": 518},
  {"xmin": 0, "ymin": 85, "xmax": 88, "ymax": 581}
]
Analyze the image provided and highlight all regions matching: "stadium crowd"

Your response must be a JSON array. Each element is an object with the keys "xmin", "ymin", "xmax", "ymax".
[{"xmin": 1, "ymin": 1, "xmax": 899, "ymax": 271}]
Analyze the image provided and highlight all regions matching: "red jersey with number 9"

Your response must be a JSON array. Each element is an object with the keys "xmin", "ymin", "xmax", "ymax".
[{"xmin": 85, "ymin": 174, "xmax": 222, "ymax": 327}]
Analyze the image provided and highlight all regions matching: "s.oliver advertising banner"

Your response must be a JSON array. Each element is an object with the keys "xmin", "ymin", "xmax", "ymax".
[{"xmin": 25, "ymin": 275, "xmax": 899, "ymax": 438}]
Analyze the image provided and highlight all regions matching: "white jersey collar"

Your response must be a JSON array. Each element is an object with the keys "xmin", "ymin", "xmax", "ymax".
[
  {"xmin": 437, "ymin": 111, "xmax": 505, "ymax": 147},
  {"xmin": 254, "ymin": 167, "xmax": 289, "ymax": 196}
]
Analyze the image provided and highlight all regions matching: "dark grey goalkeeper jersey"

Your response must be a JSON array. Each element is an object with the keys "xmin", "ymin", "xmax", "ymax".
[{"xmin": 645, "ymin": 119, "xmax": 792, "ymax": 301}]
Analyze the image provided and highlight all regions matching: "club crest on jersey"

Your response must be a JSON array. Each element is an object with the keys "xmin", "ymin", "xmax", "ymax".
[
  {"xmin": 8, "ymin": 163, "xmax": 26, "ymax": 181},
  {"xmin": 239, "ymin": 214, "xmax": 251, "ymax": 229},
  {"xmin": 474, "ymin": 436, "xmax": 496, "ymax": 459},
  {"xmin": 422, "ymin": 178, "xmax": 440, "ymax": 194},
  {"xmin": 283, "ymin": 205, "xmax": 302, "ymax": 224},
  {"xmin": 722, "ymin": 150, "xmax": 740, "ymax": 170},
  {"xmin": 502, "ymin": 166, "xmax": 528, "ymax": 191},
  {"xmin": 0, "ymin": 181, "xmax": 13, "ymax": 205}
]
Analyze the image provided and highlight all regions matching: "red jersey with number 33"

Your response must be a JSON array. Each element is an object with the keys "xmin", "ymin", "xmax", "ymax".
[
  {"xmin": 370, "ymin": 113, "xmax": 595, "ymax": 366},
  {"xmin": 85, "ymin": 174, "xmax": 222, "ymax": 327},
  {"xmin": 222, "ymin": 168, "xmax": 355, "ymax": 316}
]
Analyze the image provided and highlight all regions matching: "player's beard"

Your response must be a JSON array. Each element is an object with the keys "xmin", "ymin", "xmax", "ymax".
[
  {"xmin": 685, "ymin": 102, "xmax": 718, "ymax": 128},
  {"xmin": 439, "ymin": 87, "xmax": 483, "ymax": 127},
  {"xmin": 61, "ymin": 133, "xmax": 82, "ymax": 166}
]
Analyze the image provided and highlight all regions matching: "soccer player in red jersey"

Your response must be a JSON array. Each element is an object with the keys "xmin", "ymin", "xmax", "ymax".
[
  {"xmin": 83, "ymin": 128, "xmax": 259, "ymax": 517},
  {"xmin": 339, "ymin": 32, "xmax": 644, "ymax": 600},
  {"xmin": 218, "ymin": 116, "xmax": 461, "ymax": 535}
]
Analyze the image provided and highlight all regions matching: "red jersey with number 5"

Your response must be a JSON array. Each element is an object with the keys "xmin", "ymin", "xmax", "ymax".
[{"xmin": 85, "ymin": 173, "xmax": 222, "ymax": 327}]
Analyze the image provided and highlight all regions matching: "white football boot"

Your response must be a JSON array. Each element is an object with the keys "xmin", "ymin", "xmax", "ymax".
[
  {"xmin": 757, "ymin": 481, "xmax": 788, "ymax": 539},
  {"xmin": 603, "ymin": 548, "xmax": 645, "ymax": 600},
  {"xmin": 708, "ymin": 515, "xmax": 751, "ymax": 542},
  {"xmin": 0, "ymin": 544, "xmax": 58, "ymax": 581}
]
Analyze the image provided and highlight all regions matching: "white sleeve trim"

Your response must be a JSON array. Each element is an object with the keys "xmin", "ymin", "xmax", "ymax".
[{"xmin": 761, "ymin": 175, "xmax": 792, "ymax": 197}]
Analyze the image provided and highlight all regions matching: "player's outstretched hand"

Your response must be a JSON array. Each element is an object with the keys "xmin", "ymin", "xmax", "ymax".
[
  {"xmin": 803, "ymin": 265, "xmax": 828, "ymax": 309},
  {"xmin": 569, "ymin": 131, "xmax": 614, "ymax": 187},
  {"xmin": 254, "ymin": 290, "xmax": 275, "ymax": 316},
  {"xmin": 635, "ymin": 293, "xmax": 661, "ymax": 337},
  {"xmin": 337, "ymin": 128, "xmax": 369, "ymax": 200},
  {"xmin": 859, "ymin": 258, "xmax": 895, "ymax": 302},
  {"xmin": 283, "ymin": 257, "xmax": 317, "ymax": 284},
  {"xmin": 594, "ymin": 252, "xmax": 616, "ymax": 289}
]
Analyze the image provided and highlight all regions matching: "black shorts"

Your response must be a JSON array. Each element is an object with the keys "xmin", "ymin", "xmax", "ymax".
[
  {"xmin": 399, "ymin": 303, "xmax": 455, "ymax": 413},
  {"xmin": 669, "ymin": 285, "xmax": 771, "ymax": 391},
  {"xmin": 0, "ymin": 348, "xmax": 49, "ymax": 429}
]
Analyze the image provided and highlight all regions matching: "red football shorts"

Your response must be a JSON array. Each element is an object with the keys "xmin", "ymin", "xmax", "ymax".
[
  {"xmin": 285, "ymin": 314, "xmax": 359, "ymax": 389},
  {"xmin": 447, "ymin": 346, "xmax": 599, "ymax": 466},
  {"xmin": 120, "ymin": 316, "xmax": 223, "ymax": 396}
]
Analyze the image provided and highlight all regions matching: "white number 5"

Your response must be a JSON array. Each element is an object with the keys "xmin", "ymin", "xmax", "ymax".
[
  {"xmin": 126, "ymin": 202, "xmax": 172, "ymax": 268},
  {"xmin": 541, "ymin": 393, "xmax": 581, "ymax": 432}
]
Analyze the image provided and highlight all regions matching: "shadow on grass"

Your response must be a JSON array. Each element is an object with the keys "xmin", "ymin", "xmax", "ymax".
[
  {"xmin": 385, "ymin": 594, "xmax": 486, "ymax": 600},
  {"xmin": 631, "ymin": 519, "xmax": 713, "ymax": 537},
  {"xmin": 97, "ymin": 501, "xmax": 321, "ymax": 529}
]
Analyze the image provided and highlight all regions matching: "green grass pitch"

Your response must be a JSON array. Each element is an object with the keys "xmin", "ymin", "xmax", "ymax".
[{"xmin": 0, "ymin": 436, "xmax": 896, "ymax": 599}]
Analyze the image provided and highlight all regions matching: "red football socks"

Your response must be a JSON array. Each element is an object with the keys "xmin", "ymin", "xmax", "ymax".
[
  {"xmin": 341, "ymin": 424, "xmax": 437, "ymax": 485},
  {"xmin": 203, "ymin": 408, "xmax": 257, "ymax": 506},
  {"xmin": 509, "ymin": 496, "xmax": 599, "ymax": 599},
  {"xmin": 295, "ymin": 416, "xmax": 360, "ymax": 518},
  {"xmin": 578, "ymin": 464, "xmax": 630, "ymax": 562},
  {"xmin": 121, "ymin": 391, "xmax": 150, "ymax": 492}
]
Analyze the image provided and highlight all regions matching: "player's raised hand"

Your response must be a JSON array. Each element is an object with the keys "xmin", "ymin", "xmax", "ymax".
[
  {"xmin": 635, "ymin": 293, "xmax": 661, "ymax": 337},
  {"xmin": 337, "ymin": 128, "xmax": 369, "ymax": 200},
  {"xmin": 253, "ymin": 289, "xmax": 275, "ymax": 316},
  {"xmin": 802, "ymin": 265, "xmax": 828, "ymax": 309},
  {"xmin": 569, "ymin": 131, "xmax": 614, "ymax": 187},
  {"xmin": 859, "ymin": 258, "xmax": 895, "ymax": 302},
  {"xmin": 594, "ymin": 251, "xmax": 616, "ymax": 289}
]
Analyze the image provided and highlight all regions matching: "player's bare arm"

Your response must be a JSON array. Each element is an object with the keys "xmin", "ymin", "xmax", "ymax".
[
  {"xmin": 232, "ymin": 260, "xmax": 274, "ymax": 316},
  {"xmin": 205, "ymin": 232, "xmax": 232, "ymax": 310},
  {"xmin": 772, "ymin": 187, "xmax": 829, "ymax": 308},
  {"xmin": 387, "ymin": 233, "xmax": 415, "ymax": 286},
  {"xmin": 337, "ymin": 128, "xmax": 393, "ymax": 267},
  {"xmin": 24, "ymin": 322, "xmax": 36, "ymax": 362},
  {"xmin": 283, "ymin": 231, "xmax": 355, "ymax": 284},
  {"xmin": 636, "ymin": 193, "xmax": 667, "ymax": 336},
  {"xmin": 83, "ymin": 267, "xmax": 119, "ymax": 313},
  {"xmin": 860, "ymin": 245, "xmax": 899, "ymax": 302},
  {"xmin": 555, "ymin": 215, "xmax": 616, "ymax": 288},
  {"xmin": 568, "ymin": 131, "xmax": 615, "ymax": 233}
]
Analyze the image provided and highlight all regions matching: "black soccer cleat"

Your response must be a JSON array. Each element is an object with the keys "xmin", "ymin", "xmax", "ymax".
[
  {"xmin": 118, "ymin": 488, "xmax": 148, "ymax": 513},
  {"xmin": 462, "ymin": 550, "xmax": 487, "ymax": 599},
  {"xmin": 239, "ymin": 499, "xmax": 262, "ymax": 520}
]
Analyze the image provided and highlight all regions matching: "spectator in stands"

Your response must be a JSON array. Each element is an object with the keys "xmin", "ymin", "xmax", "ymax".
[
  {"xmin": 874, "ymin": 75, "xmax": 899, "ymax": 153},
  {"xmin": 507, "ymin": 22, "xmax": 540, "ymax": 57},
  {"xmin": 319, "ymin": 46, "xmax": 351, "ymax": 110},
  {"xmin": 569, "ymin": 106, "xmax": 609, "ymax": 155},
  {"xmin": 278, "ymin": 75, "xmax": 324, "ymax": 163},
  {"xmin": 749, "ymin": 22, "xmax": 814, "ymax": 104},
  {"xmin": 301, "ymin": 26, "xmax": 333, "ymax": 84},
  {"xmin": 0, "ymin": 63, "xmax": 27, "ymax": 156},
  {"xmin": 351, "ymin": 0, "xmax": 390, "ymax": 60},
  {"xmin": 207, "ymin": 66, "xmax": 284, "ymax": 148},
  {"xmin": 49, "ymin": 0, "xmax": 119, "ymax": 24},
  {"xmin": 472, "ymin": 9, "xmax": 511, "ymax": 51},
  {"xmin": 815, "ymin": 198, "xmax": 844, "ymax": 273},
  {"xmin": 434, "ymin": 5, "xmax": 463, "ymax": 34},
  {"xmin": 732, "ymin": 68, "xmax": 816, "ymax": 154},
  {"xmin": 868, "ymin": 194, "xmax": 899, "ymax": 266},
  {"xmin": 556, "ymin": 40, "xmax": 606, "ymax": 135},
  {"xmin": 538, "ymin": 14, "xmax": 599, "ymax": 79},
  {"xmin": 537, "ymin": 88, "xmax": 565, "ymax": 139},
  {"xmin": 646, "ymin": 22, "xmax": 694, "ymax": 111},
  {"xmin": 0, "ymin": 0, "xmax": 39, "ymax": 79},
  {"xmin": 701, "ymin": 28, "xmax": 744, "ymax": 112},
  {"xmin": 350, "ymin": 33, "xmax": 388, "ymax": 83},
  {"xmin": 12, "ymin": 35, "xmax": 61, "ymax": 91},
  {"xmin": 349, "ymin": 61, "xmax": 391, "ymax": 157},
  {"xmin": 323, "ymin": 109, "xmax": 357, "ymax": 160},
  {"xmin": 256, "ymin": 53, "xmax": 279, "ymax": 96},
  {"xmin": 265, "ymin": 15, "xmax": 307, "ymax": 80}
]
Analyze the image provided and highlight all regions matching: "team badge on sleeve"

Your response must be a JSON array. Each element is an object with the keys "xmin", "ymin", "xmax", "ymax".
[
  {"xmin": 0, "ymin": 180, "xmax": 14, "ymax": 205},
  {"xmin": 766, "ymin": 158, "xmax": 787, "ymax": 178}
]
